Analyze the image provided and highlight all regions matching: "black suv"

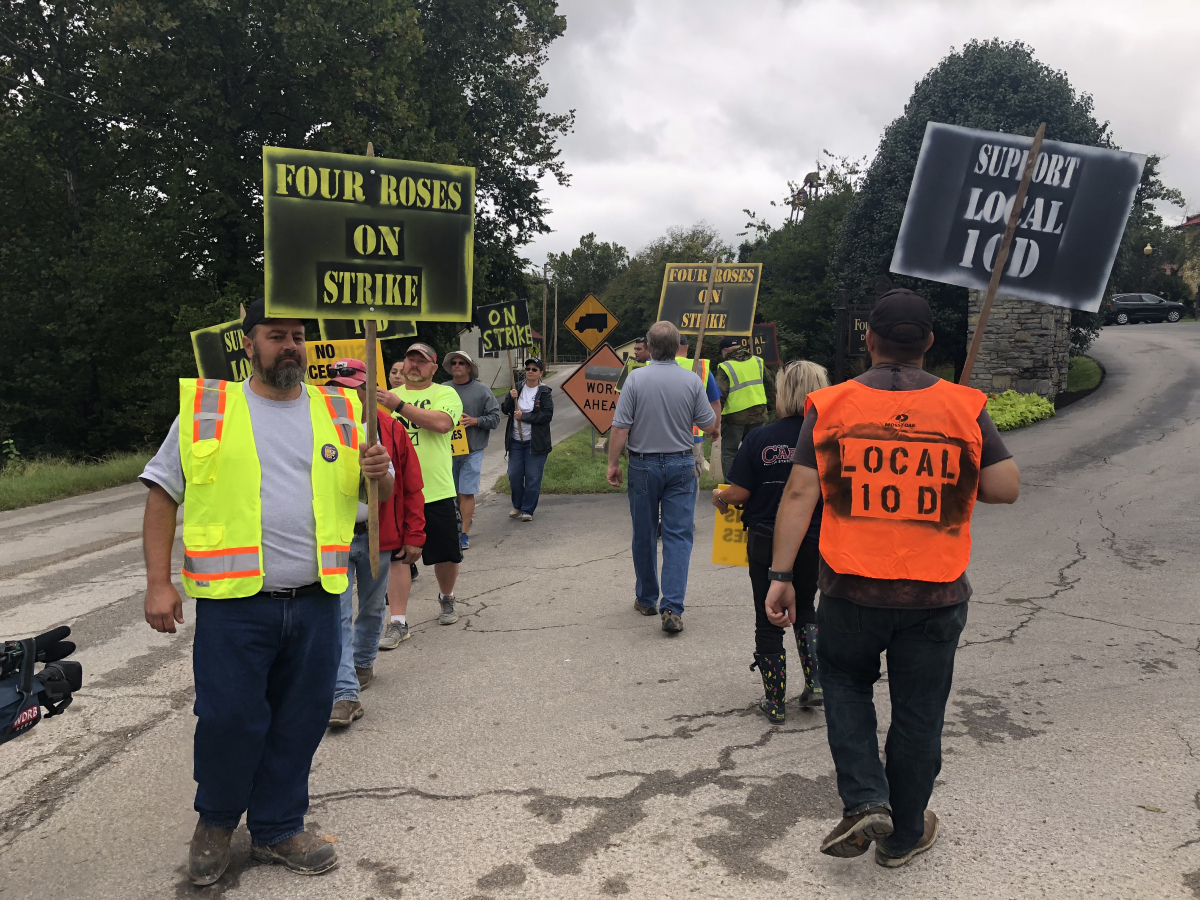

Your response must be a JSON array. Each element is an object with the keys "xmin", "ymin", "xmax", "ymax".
[{"xmin": 1106, "ymin": 293, "xmax": 1186, "ymax": 325}]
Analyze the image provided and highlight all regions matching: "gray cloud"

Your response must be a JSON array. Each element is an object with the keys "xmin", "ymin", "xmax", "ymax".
[{"xmin": 528, "ymin": 0, "xmax": 1200, "ymax": 264}]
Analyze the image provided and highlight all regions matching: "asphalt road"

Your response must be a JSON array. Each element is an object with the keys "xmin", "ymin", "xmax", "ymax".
[{"xmin": 1, "ymin": 324, "xmax": 1197, "ymax": 899}]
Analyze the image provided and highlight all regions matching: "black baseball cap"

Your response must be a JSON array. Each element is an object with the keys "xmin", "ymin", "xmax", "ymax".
[
  {"xmin": 719, "ymin": 336, "xmax": 741, "ymax": 350},
  {"xmin": 868, "ymin": 289, "xmax": 933, "ymax": 344}
]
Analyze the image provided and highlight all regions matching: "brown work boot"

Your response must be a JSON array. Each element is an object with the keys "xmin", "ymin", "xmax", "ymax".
[
  {"xmin": 819, "ymin": 806, "xmax": 894, "ymax": 858},
  {"xmin": 355, "ymin": 666, "xmax": 373, "ymax": 692},
  {"xmin": 251, "ymin": 830, "xmax": 339, "ymax": 875},
  {"xmin": 188, "ymin": 818, "xmax": 234, "ymax": 886},
  {"xmin": 875, "ymin": 809, "xmax": 939, "ymax": 868},
  {"xmin": 328, "ymin": 699, "xmax": 364, "ymax": 728}
]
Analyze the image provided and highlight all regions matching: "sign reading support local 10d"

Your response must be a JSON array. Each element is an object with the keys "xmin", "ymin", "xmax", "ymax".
[
  {"xmin": 890, "ymin": 122, "xmax": 1145, "ymax": 313},
  {"xmin": 262, "ymin": 147, "xmax": 475, "ymax": 322},
  {"xmin": 657, "ymin": 263, "xmax": 762, "ymax": 335}
]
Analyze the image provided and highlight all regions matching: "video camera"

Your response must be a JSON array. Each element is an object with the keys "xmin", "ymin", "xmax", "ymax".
[{"xmin": 0, "ymin": 625, "xmax": 83, "ymax": 745}]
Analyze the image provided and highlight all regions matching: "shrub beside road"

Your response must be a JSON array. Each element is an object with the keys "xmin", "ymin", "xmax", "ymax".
[{"xmin": 0, "ymin": 453, "xmax": 152, "ymax": 512}]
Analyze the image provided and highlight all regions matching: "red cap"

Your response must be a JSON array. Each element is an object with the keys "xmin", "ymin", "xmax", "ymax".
[{"xmin": 326, "ymin": 357, "xmax": 367, "ymax": 389}]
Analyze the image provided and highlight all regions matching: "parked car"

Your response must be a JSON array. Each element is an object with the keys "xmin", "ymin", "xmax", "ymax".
[{"xmin": 1106, "ymin": 293, "xmax": 1186, "ymax": 325}]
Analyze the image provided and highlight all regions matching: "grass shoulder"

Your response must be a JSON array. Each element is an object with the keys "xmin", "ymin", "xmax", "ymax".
[
  {"xmin": 0, "ymin": 453, "xmax": 152, "ymax": 512},
  {"xmin": 493, "ymin": 428, "xmax": 721, "ymax": 495}
]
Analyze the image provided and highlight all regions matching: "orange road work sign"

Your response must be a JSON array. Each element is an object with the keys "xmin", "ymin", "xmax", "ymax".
[{"xmin": 561, "ymin": 344, "xmax": 624, "ymax": 434}]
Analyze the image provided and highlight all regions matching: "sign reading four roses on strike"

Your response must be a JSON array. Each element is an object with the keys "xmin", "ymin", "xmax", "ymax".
[{"xmin": 262, "ymin": 147, "xmax": 476, "ymax": 323}]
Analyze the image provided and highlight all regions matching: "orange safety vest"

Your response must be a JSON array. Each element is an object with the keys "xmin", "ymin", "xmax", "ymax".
[{"xmin": 807, "ymin": 378, "xmax": 987, "ymax": 583}]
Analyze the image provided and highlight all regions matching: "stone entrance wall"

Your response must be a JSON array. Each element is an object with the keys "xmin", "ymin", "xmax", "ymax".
[{"xmin": 965, "ymin": 290, "xmax": 1071, "ymax": 397}]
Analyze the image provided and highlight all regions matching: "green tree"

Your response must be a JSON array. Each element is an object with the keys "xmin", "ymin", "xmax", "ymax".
[
  {"xmin": 545, "ymin": 232, "xmax": 628, "ymax": 356},
  {"xmin": 600, "ymin": 223, "xmax": 734, "ymax": 351},
  {"xmin": 835, "ymin": 39, "xmax": 1111, "ymax": 374}
]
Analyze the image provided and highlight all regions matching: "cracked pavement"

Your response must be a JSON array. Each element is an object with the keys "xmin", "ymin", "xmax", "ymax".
[{"xmin": 1, "ymin": 323, "xmax": 1199, "ymax": 899}]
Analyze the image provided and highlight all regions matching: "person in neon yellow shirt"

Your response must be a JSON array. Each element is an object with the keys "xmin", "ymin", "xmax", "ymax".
[{"xmin": 377, "ymin": 343, "xmax": 464, "ymax": 643}]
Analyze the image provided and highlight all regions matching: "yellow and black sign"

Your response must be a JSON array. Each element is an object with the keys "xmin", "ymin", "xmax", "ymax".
[
  {"xmin": 711, "ymin": 484, "xmax": 749, "ymax": 567},
  {"xmin": 263, "ymin": 147, "xmax": 475, "ymax": 323},
  {"xmin": 656, "ymin": 263, "xmax": 762, "ymax": 336},
  {"xmin": 304, "ymin": 340, "xmax": 387, "ymax": 390},
  {"xmin": 192, "ymin": 318, "xmax": 252, "ymax": 382},
  {"xmin": 565, "ymin": 294, "xmax": 619, "ymax": 352},
  {"xmin": 450, "ymin": 417, "xmax": 471, "ymax": 457},
  {"xmin": 319, "ymin": 318, "xmax": 418, "ymax": 342}
]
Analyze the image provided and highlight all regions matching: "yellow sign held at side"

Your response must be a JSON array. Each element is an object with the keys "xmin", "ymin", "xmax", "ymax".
[
  {"xmin": 711, "ymin": 484, "xmax": 749, "ymax": 567},
  {"xmin": 450, "ymin": 418, "xmax": 470, "ymax": 457},
  {"xmin": 565, "ymin": 294, "xmax": 619, "ymax": 352}
]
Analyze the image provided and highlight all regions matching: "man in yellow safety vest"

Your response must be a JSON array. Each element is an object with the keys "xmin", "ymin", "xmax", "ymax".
[
  {"xmin": 715, "ymin": 335, "xmax": 775, "ymax": 474},
  {"xmin": 140, "ymin": 299, "xmax": 394, "ymax": 887}
]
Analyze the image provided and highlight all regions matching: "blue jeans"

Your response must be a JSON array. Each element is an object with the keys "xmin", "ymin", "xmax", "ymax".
[
  {"xmin": 508, "ymin": 440, "xmax": 547, "ymax": 514},
  {"xmin": 627, "ymin": 451, "xmax": 697, "ymax": 616},
  {"xmin": 817, "ymin": 593, "xmax": 968, "ymax": 856},
  {"xmin": 193, "ymin": 590, "xmax": 340, "ymax": 846},
  {"xmin": 334, "ymin": 531, "xmax": 391, "ymax": 702}
]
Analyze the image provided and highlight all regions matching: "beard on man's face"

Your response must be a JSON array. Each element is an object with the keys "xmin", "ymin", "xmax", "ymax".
[
  {"xmin": 250, "ymin": 342, "xmax": 305, "ymax": 390},
  {"xmin": 402, "ymin": 362, "xmax": 428, "ymax": 383}
]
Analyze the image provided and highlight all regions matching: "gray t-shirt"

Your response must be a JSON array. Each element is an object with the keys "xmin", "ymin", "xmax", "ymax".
[
  {"xmin": 140, "ymin": 380, "xmax": 320, "ymax": 592},
  {"xmin": 612, "ymin": 360, "xmax": 715, "ymax": 453},
  {"xmin": 449, "ymin": 378, "xmax": 502, "ymax": 452}
]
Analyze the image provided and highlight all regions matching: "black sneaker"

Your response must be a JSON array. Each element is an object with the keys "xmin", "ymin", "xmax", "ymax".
[{"xmin": 661, "ymin": 610, "xmax": 684, "ymax": 634}]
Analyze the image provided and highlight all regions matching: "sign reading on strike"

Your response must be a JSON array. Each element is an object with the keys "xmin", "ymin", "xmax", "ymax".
[
  {"xmin": 656, "ymin": 263, "xmax": 762, "ymax": 336},
  {"xmin": 192, "ymin": 318, "xmax": 251, "ymax": 382},
  {"xmin": 890, "ymin": 122, "xmax": 1145, "ymax": 312},
  {"xmin": 560, "ymin": 344, "xmax": 624, "ymax": 435},
  {"xmin": 262, "ymin": 147, "xmax": 475, "ymax": 322},
  {"xmin": 712, "ymin": 485, "xmax": 749, "ymax": 567},
  {"xmin": 319, "ymin": 318, "xmax": 417, "ymax": 342},
  {"xmin": 475, "ymin": 299, "xmax": 533, "ymax": 353},
  {"xmin": 734, "ymin": 323, "xmax": 781, "ymax": 365},
  {"xmin": 566, "ymin": 294, "xmax": 619, "ymax": 351},
  {"xmin": 305, "ymin": 340, "xmax": 386, "ymax": 389}
]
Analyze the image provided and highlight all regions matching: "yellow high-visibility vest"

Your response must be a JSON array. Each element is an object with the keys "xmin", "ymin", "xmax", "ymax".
[
  {"xmin": 676, "ymin": 356, "xmax": 710, "ymax": 440},
  {"xmin": 719, "ymin": 355, "xmax": 767, "ymax": 413},
  {"xmin": 177, "ymin": 379, "xmax": 363, "ymax": 598}
]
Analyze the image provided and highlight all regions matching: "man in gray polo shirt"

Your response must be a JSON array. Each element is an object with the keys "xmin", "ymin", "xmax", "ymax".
[{"xmin": 607, "ymin": 320, "xmax": 716, "ymax": 634}]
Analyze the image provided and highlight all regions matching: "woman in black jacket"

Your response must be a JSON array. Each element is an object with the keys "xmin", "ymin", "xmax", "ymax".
[{"xmin": 501, "ymin": 357, "xmax": 554, "ymax": 522}]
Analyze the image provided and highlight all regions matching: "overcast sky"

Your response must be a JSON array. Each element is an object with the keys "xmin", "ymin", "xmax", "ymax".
[{"xmin": 524, "ymin": 0, "xmax": 1200, "ymax": 266}]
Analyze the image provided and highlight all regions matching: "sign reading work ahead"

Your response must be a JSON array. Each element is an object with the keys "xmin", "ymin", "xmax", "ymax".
[
  {"xmin": 475, "ymin": 299, "xmax": 533, "ymax": 353},
  {"xmin": 711, "ymin": 485, "xmax": 748, "ymax": 567},
  {"xmin": 560, "ymin": 344, "xmax": 624, "ymax": 435},
  {"xmin": 733, "ymin": 323, "xmax": 781, "ymax": 366},
  {"xmin": 890, "ymin": 122, "xmax": 1145, "ymax": 312},
  {"xmin": 192, "ymin": 318, "xmax": 252, "ymax": 382},
  {"xmin": 319, "ymin": 318, "xmax": 417, "ymax": 342},
  {"xmin": 262, "ymin": 147, "xmax": 475, "ymax": 322},
  {"xmin": 305, "ymin": 340, "xmax": 386, "ymax": 390},
  {"xmin": 656, "ymin": 263, "xmax": 762, "ymax": 336},
  {"xmin": 566, "ymin": 294, "xmax": 619, "ymax": 351}
]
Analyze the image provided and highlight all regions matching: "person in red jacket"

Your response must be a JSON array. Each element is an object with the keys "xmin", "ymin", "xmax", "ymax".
[{"xmin": 324, "ymin": 359, "xmax": 425, "ymax": 729}]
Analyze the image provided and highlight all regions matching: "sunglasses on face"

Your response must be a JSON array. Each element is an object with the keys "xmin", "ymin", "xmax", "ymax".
[
  {"xmin": 450, "ymin": 360, "xmax": 469, "ymax": 366},
  {"xmin": 328, "ymin": 363, "xmax": 362, "ymax": 378},
  {"xmin": 524, "ymin": 367, "xmax": 540, "ymax": 372}
]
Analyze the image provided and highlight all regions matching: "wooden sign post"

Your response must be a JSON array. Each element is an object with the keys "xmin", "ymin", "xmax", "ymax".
[
  {"xmin": 692, "ymin": 256, "xmax": 720, "ymax": 377},
  {"xmin": 959, "ymin": 123, "xmax": 1046, "ymax": 386}
]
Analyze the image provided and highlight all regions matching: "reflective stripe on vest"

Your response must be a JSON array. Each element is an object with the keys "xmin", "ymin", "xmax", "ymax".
[
  {"xmin": 318, "ymin": 385, "xmax": 360, "ymax": 448},
  {"xmin": 806, "ymin": 379, "xmax": 986, "ymax": 583},
  {"xmin": 192, "ymin": 379, "xmax": 228, "ymax": 442},
  {"xmin": 719, "ymin": 356, "xmax": 767, "ymax": 414},
  {"xmin": 183, "ymin": 546, "xmax": 262, "ymax": 581},
  {"xmin": 320, "ymin": 544, "xmax": 351, "ymax": 576},
  {"xmin": 675, "ymin": 357, "xmax": 709, "ymax": 439}
]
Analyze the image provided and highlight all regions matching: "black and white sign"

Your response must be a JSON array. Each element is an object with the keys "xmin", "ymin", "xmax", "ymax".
[
  {"xmin": 474, "ymin": 299, "xmax": 533, "ymax": 353},
  {"xmin": 890, "ymin": 122, "xmax": 1145, "ymax": 312}
]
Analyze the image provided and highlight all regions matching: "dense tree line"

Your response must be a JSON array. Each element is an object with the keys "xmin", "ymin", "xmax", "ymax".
[{"xmin": 0, "ymin": 0, "xmax": 571, "ymax": 456}]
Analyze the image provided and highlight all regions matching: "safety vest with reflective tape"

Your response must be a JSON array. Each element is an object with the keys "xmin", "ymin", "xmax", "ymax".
[
  {"xmin": 718, "ymin": 355, "xmax": 767, "ymax": 413},
  {"xmin": 177, "ymin": 379, "xmax": 363, "ymax": 598},
  {"xmin": 807, "ymin": 378, "xmax": 986, "ymax": 583},
  {"xmin": 676, "ymin": 356, "xmax": 710, "ymax": 441}
]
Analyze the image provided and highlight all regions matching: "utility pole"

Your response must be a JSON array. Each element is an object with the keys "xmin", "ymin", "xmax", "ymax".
[
  {"xmin": 541, "ymin": 263, "xmax": 549, "ymax": 360},
  {"xmin": 553, "ymin": 281, "xmax": 559, "ymax": 364}
]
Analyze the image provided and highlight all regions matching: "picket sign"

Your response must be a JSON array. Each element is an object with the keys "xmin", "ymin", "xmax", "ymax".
[{"xmin": 711, "ymin": 484, "xmax": 749, "ymax": 567}]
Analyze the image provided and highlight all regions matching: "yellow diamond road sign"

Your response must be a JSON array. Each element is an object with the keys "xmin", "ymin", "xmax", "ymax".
[{"xmin": 566, "ymin": 294, "xmax": 619, "ymax": 352}]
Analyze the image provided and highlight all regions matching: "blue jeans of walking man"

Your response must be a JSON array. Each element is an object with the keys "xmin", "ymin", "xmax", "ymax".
[
  {"xmin": 507, "ymin": 439, "xmax": 548, "ymax": 515},
  {"xmin": 193, "ymin": 591, "xmax": 340, "ymax": 845},
  {"xmin": 335, "ymin": 530, "xmax": 391, "ymax": 702},
  {"xmin": 628, "ymin": 451, "xmax": 697, "ymax": 615},
  {"xmin": 817, "ymin": 594, "xmax": 968, "ymax": 856}
]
